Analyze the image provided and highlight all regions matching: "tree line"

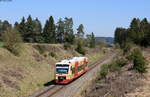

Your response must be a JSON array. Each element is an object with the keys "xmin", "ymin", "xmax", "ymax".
[
  {"xmin": 0, "ymin": 15, "xmax": 96, "ymax": 48},
  {"xmin": 114, "ymin": 18, "xmax": 150, "ymax": 48},
  {"xmin": 114, "ymin": 18, "xmax": 149, "ymax": 73}
]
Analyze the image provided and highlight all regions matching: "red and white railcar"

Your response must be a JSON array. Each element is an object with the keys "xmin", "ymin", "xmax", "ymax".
[{"xmin": 55, "ymin": 57, "xmax": 89, "ymax": 84}]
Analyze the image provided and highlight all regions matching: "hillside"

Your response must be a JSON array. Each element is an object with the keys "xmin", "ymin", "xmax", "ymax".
[
  {"xmin": 0, "ymin": 43, "xmax": 106, "ymax": 97},
  {"xmin": 81, "ymin": 48, "xmax": 150, "ymax": 97}
]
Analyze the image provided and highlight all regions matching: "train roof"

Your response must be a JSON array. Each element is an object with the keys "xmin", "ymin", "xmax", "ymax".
[{"xmin": 55, "ymin": 57, "xmax": 88, "ymax": 65}]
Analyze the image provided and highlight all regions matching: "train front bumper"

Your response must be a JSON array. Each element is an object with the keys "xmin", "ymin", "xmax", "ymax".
[{"xmin": 55, "ymin": 76, "xmax": 73, "ymax": 84}]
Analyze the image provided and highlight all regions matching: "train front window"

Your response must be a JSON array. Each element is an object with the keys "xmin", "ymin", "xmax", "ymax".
[
  {"xmin": 56, "ymin": 68, "xmax": 68, "ymax": 74},
  {"xmin": 56, "ymin": 64, "xmax": 69, "ymax": 74}
]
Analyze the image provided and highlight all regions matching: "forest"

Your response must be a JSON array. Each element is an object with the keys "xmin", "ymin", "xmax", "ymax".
[
  {"xmin": 0, "ymin": 15, "xmax": 95, "ymax": 45},
  {"xmin": 0, "ymin": 15, "xmax": 96, "ymax": 55},
  {"xmin": 114, "ymin": 18, "xmax": 150, "ymax": 48}
]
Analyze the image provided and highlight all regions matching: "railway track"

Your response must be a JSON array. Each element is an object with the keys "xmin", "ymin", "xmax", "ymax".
[{"xmin": 30, "ymin": 52, "xmax": 115, "ymax": 97}]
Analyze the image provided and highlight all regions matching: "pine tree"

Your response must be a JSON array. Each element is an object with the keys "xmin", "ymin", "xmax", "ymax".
[
  {"xmin": 0, "ymin": 20, "xmax": 12, "ymax": 41},
  {"xmin": 114, "ymin": 27, "xmax": 127, "ymax": 47},
  {"xmin": 77, "ymin": 24, "xmax": 84, "ymax": 38},
  {"xmin": 86, "ymin": 32, "xmax": 96, "ymax": 48},
  {"xmin": 43, "ymin": 16, "xmax": 56, "ymax": 43},
  {"xmin": 140, "ymin": 18, "xmax": 149, "ymax": 46},
  {"xmin": 33, "ymin": 18, "xmax": 43, "ymax": 42},
  {"xmin": 1, "ymin": 20, "xmax": 12, "ymax": 31},
  {"xmin": 56, "ymin": 18, "xmax": 65, "ymax": 43},
  {"xmin": 146, "ymin": 24, "xmax": 150, "ymax": 46},
  {"xmin": 129, "ymin": 18, "xmax": 142, "ymax": 44},
  {"xmin": 0, "ymin": 20, "xmax": 3, "ymax": 41},
  {"xmin": 25, "ymin": 15, "xmax": 34, "ymax": 42},
  {"xmin": 33, "ymin": 18, "xmax": 42, "ymax": 35},
  {"xmin": 114, "ymin": 18, "xmax": 150, "ymax": 47},
  {"xmin": 86, "ymin": 34, "xmax": 92, "ymax": 47},
  {"xmin": 17, "ymin": 17, "xmax": 26, "ymax": 41},
  {"xmin": 90, "ymin": 32, "xmax": 96, "ymax": 48},
  {"xmin": 43, "ymin": 20, "xmax": 49, "ymax": 43},
  {"xmin": 14, "ymin": 21, "xmax": 18, "ymax": 27},
  {"xmin": 64, "ymin": 17, "xmax": 75, "ymax": 44}
]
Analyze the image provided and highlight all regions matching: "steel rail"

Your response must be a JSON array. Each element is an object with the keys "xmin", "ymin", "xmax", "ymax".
[
  {"xmin": 30, "ymin": 52, "xmax": 114, "ymax": 97},
  {"xmin": 47, "ymin": 54, "xmax": 112, "ymax": 97}
]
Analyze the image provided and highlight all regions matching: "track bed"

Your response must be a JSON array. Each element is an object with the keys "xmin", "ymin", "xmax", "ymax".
[{"xmin": 30, "ymin": 52, "xmax": 116, "ymax": 97}]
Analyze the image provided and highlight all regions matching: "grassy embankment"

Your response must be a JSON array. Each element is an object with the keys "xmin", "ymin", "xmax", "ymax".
[
  {"xmin": 82, "ymin": 48, "xmax": 149, "ymax": 97},
  {"xmin": 0, "ymin": 43, "xmax": 106, "ymax": 97}
]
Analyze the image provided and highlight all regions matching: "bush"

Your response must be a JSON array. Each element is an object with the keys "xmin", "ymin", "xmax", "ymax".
[
  {"xmin": 100, "ymin": 61, "xmax": 121, "ymax": 78},
  {"xmin": 2, "ymin": 28, "xmax": 22, "ymax": 56},
  {"xmin": 48, "ymin": 52, "xmax": 56, "ymax": 57},
  {"xmin": 35, "ymin": 45, "xmax": 45, "ymax": 54},
  {"xmin": 108, "ymin": 62, "xmax": 121, "ymax": 72},
  {"xmin": 0, "ymin": 42, "xmax": 4, "ymax": 47},
  {"xmin": 122, "ymin": 43, "xmax": 142, "ymax": 57},
  {"xmin": 100, "ymin": 64, "xmax": 109, "ymax": 78},
  {"xmin": 122, "ymin": 42, "xmax": 135, "ymax": 54},
  {"xmin": 127, "ymin": 49, "xmax": 147, "ymax": 73},
  {"xmin": 115, "ymin": 59, "xmax": 127, "ymax": 67},
  {"xmin": 63, "ymin": 43, "xmax": 71, "ymax": 50},
  {"xmin": 75, "ymin": 40, "xmax": 86, "ymax": 55}
]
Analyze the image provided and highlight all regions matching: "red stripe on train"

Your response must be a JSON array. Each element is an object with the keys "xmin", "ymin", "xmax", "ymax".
[{"xmin": 56, "ymin": 69, "xmax": 88, "ymax": 84}]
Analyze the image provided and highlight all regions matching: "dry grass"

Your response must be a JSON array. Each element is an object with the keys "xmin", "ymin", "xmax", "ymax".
[
  {"xmin": 126, "ymin": 49, "xmax": 150, "ymax": 97},
  {"xmin": 82, "ymin": 48, "xmax": 150, "ymax": 97},
  {"xmin": 82, "ymin": 68, "xmax": 144, "ymax": 97},
  {"xmin": 0, "ymin": 43, "xmax": 104, "ymax": 97},
  {"xmin": 0, "ymin": 44, "xmax": 55, "ymax": 97}
]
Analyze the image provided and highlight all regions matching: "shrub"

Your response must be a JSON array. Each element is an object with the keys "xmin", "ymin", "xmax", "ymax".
[
  {"xmin": 122, "ymin": 42, "xmax": 135, "ymax": 54},
  {"xmin": 108, "ymin": 62, "xmax": 121, "ymax": 72},
  {"xmin": 115, "ymin": 59, "xmax": 127, "ymax": 67},
  {"xmin": 48, "ymin": 52, "xmax": 56, "ymax": 57},
  {"xmin": 2, "ymin": 28, "xmax": 22, "ymax": 56},
  {"xmin": 0, "ymin": 42, "xmax": 4, "ymax": 47},
  {"xmin": 100, "ymin": 64, "xmax": 109, "ymax": 78},
  {"xmin": 63, "ymin": 43, "xmax": 71, "ymax": 50},
  {"xmin": 75, "ymin": 40, "xmax": 86, "ymax": 55},
  {"xmin": 100, "ymin": 60, "xmax": 122, "ymax": 78},
  {"xmin": 43, "ymin": 53, "xmax": 47, "ymax": 58},
  {"xmin": 127, "ymin": 49, "xmax": 147, "ymax": 73},
  {"xmin": 35, "ymin": 45, "xmax": 45, "ymax": 54},
  {"xmin": 122, "ymin": 42, "xmax": 138, "ymax": 55}
]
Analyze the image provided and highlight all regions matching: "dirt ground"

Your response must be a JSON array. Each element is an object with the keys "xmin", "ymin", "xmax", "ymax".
[
  {"xmin": 126, "ymin": 49, "xmax": 150, "ymax": 97},
  {"xmin": 81, "ymin": 48, "xmax": 150, "ymax": 97}
]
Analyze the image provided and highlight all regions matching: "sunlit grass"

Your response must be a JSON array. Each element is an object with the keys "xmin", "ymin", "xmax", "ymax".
[{"xmin": 88, "ymin": 52, "xmax": 105, "ymax": 66}]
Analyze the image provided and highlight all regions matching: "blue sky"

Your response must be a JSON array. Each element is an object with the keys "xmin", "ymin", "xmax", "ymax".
[{"xmin": 0, "ymin": 0, "xmax": 150, "ymax": 37}]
